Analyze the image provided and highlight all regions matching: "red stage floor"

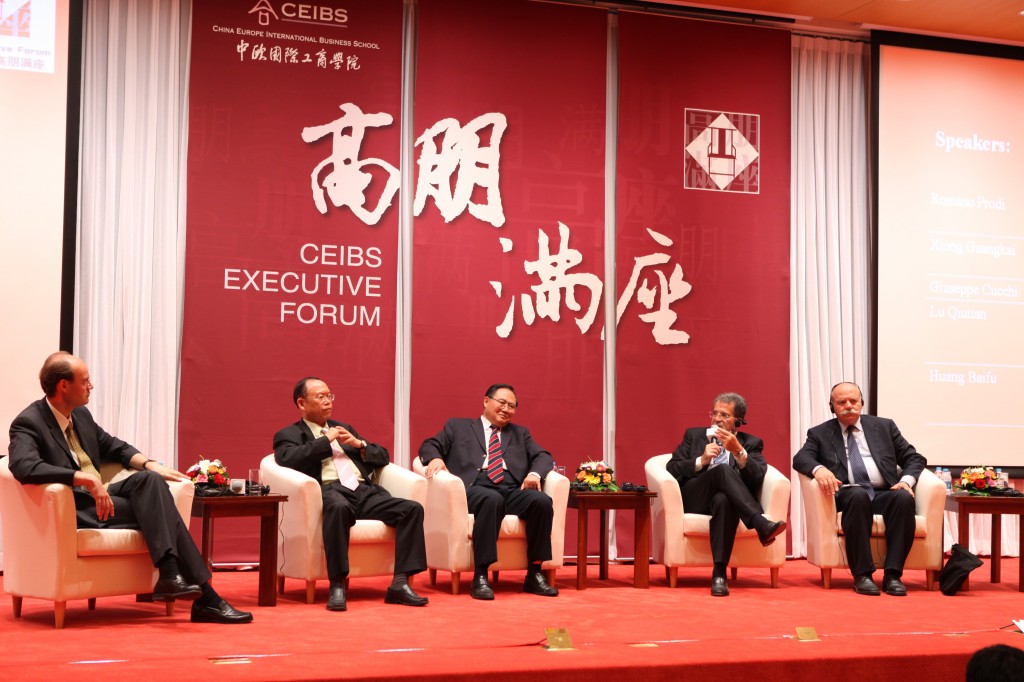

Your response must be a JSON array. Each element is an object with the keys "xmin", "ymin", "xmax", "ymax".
[{"xmin": 2, "ymin": 559, "xmax": 1022, "ymax": 681}]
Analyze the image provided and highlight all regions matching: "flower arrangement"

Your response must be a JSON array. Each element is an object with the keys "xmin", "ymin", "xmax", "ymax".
[
  {"xmin": 185, "ymin": 458, "xmax": 229, "ymax": 487},
  {"xmin": 957, "ymin": 466, "xmax": 997, "ymax": 494},
  {"xmin": 575, "ymin": 461, "xmax": 618, "ymax": 492}
]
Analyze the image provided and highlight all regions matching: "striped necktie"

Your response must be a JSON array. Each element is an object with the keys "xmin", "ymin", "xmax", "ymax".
[
  {"xmin": 486, "ymin": 425, "xmax": 505, "ymax": 483},
  {"xmin": 66, "ymin": 424, "xmax": 101, "ymax": 478}
]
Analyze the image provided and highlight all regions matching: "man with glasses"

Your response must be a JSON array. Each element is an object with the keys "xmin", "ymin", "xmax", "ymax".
[
  {"xmin": 7, "ymin": 352, "xmax": 252, "ymax": 623},
  {"xmin": 667, "ymin": 392, "xmax": 786, "ymax": 596},
  {"xmin": 273, "ymin": 377, "xmax": 428, "ymax": 611},
  {"xmin": 418, "ymin": 383, "xmax": 558, "ymax": 600}
]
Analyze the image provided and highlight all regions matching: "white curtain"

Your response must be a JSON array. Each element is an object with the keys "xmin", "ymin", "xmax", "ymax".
[
  {"xmin": 789, "ymin": 35, "xmax": 873, "ymax": 557},
  {"xmin": 76, "ymin": 0, "xmax": 191, "ymax": 465}
]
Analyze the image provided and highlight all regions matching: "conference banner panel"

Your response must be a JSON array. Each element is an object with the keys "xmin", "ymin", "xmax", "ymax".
[
  {"xmin": 182, "ymin": 0, "xmax": 403, "ymax": 558},
  {"xmin": 614, "ymin": 13, "xmax": 791, "ymax": 548},
  {"xmin": 409, "ymin": 0, "xmax": 608, "ymax": 478}
]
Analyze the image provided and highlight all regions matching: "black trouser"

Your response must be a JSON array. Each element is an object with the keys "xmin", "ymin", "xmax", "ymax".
[
  {"xmin": 681, "ymin": 464, "xmax": 763, "ymax": 565},
  {"xmin": 465, "ymin": 470, "xmax": 553, "ymax": 570},
  {"xmin": 835, "ymin": 486, "xmax": 916, "ymax": 578},
  {"xmin": 321, "ymin": 480, "xmax": 426, "ymax": 582},
  {"xmin": 74, "ymin": 470, "xmax": 211, "ymax": 585}
]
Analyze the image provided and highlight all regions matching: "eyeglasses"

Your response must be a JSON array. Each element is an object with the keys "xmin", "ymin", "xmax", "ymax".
[
  {"xmin": 488, "ymin": 397, "xmax": 517, "ymax": 412},
  {"xmin": 309, "ymin": 392, "xmax": 335, "ymax": 403},
  {"xmin": 708, "ymin": 411, "xmax": 734, "ymax": 421}
]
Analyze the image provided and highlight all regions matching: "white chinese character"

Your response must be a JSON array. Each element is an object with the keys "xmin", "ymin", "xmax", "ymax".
[
  {"xmin": 301, "ymin": 103, "xmax": 400, "ymax": 225},
  {"xmin": 414, "ymin": 113, "xmax": 506, "ymax": 228},
  {"xmin": 615, "ymin": 228, "xmax": 692, "ymax": 345},
  {"xmin": 236, "ymin": 40, "xmax": 250, "ymax": 61}
]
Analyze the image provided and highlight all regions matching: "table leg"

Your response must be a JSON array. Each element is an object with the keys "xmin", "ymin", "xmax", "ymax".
[
  {"xmin": 958, "ymin": 507, "xmax": 970, "ymax": 591},
  {"xmin": 576, "ymin": 505, "xmax": 588, "ymax": 590},
  {"xmin": 598, "ymin": 510, "xmax": 609, "ymax": 580},
  {"xmin": 991, "ymin": 514, "xmax": 1002, "ymax": 583},
  {"xmin": 633, "ymin": 502, "xmax": 650, "ymax": 589},
  {"xmin": 201, "ymin": 511, "xmax": 215, "ymax": 573},
  {"xmin": 258, "ymin": 509, "xmax": 278, "ymax": 606},
  {"xmin": 1018, "ymin": 514, "xmax": 1024, "ymax": 593}
]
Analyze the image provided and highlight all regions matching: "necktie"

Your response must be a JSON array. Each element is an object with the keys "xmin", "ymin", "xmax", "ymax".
[
  {"xmin": 486, "ymin": 425, "xmax": 505, "ymax": 483},
  {"xmin": 711, "ymin": 438, "xmax": 729, "ymax": 468},
  {"xmin": 323, "ymin": 428, "xmax": 359, "ymax": 491},
  {"xmin": 846, "ymin": 426, "xmax": 874, "ymax": 500},
  {"xmin": 66, "ymin": 424, "xmax": 101, "ymax": 478}
]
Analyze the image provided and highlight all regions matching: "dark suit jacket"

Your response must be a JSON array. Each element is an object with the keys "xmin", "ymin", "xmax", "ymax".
[
  {"xmin": 418, "ymin": 418, "xmax": 553, "ymax": 489},
  {"xmin": 666, "ymin": 427, "xmax": 767, "ymax": 492},
  {"xmin": 8, "ymin": 398, "xmax": 140, "ymax": 486},
  {"xmin": 792, "ymin": 414, "xmax": 926, "ymax": 486},
  {"xmin": 273, "ymin": 419, "xmax": 388, "ymax": 484}
]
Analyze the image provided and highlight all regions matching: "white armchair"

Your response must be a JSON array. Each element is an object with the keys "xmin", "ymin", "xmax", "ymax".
[
  {"xmin": 259, "ymin": 453, "xmax": 427, "ymax": 604},
  {"xmin": 798, "ymin": 467, "xmax": 944, "ymax": 590},
  {"xmin": 645, "ymin": 454, "xmax": 790, "ymax": 588},
  {"xmin": 0, "ymin": 456, "xmax": 194, "ymax": 628},
  {"xmin": 411, "ymin": 459, "xmax": 569, "ymax": 595}
]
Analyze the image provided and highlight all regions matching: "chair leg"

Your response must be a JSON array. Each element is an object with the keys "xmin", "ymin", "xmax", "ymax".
[
  {"xmin": 668, "ymin": 567, "xmax": 678, "ymax": 588},
  {"xmin": 165, "ymin": 601, "xmax": 174, "ymax": 616},
  {"xmin": 54, "ymin": 601, "xmax": 66, "ymax": 629},
  {"xmin": 770, "ymin": 567, "xmax": 780, "ymax": 588},
  {"xmin": 730, "ymin": 567, "xmax": 738, "ymax": 580},
  {"xmin": 277, "ymin": 575, "xmax": 285, "ymax": 595},
  {"xmin": 544, "ymin": 568, "xmax": 556, "ymax": 586},
  {"xmin": 821, "ymin": 568, "xmax": 832, "ymax": 589},
  {"xmin": 305, "ymin": 580, "xmax": 316, "ymax": 604},
  {"xmin": 88, "ymin": 598, "xmax": 97, "ymax": 611},
  {"xmin": 451, "ymin": 572, "xmax": 461, "ymax": 595},
  {"xmin": 429, "ymin": 568, "xmax": 437, "ymax": 586},
  {"xmin": 926, "ymin": 569, "xmax": 935, "ymax": 591},
  {"xmin": 12, "ymin": 596, "xmax": 22, "ymax": 619}
]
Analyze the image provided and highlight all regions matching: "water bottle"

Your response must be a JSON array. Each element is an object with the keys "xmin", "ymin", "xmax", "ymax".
[
  {"xmin": 942, "ymin": 467, "xmax": 953, "ymax": 495},
  {"xmin": 996, "ymin": 468, "xmax": 1008, "ymax": 490}
]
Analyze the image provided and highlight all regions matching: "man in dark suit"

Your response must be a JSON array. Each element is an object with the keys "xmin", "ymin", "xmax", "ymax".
[
  {"xmin": 7, "ymin": 352, "xmax": 252, "ymax": 623},
  {"xmin": 793, "ymin": 381, "xmax": 926, "ymax": 596},
  {"xmin": 418, "ymin": 383, "xmax": 558, "ymax": 600},
  {"xmin": 272, "ymin": 376, "xmax": 428, "ymax": 612},
  {"xmin": 667, "ymin": 392, "xmax": 787, "ymax": 596}
]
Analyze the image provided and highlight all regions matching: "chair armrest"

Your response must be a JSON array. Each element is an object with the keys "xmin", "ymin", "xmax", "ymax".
[
  {"xmin": 759, "ymin": 465, "xmax": 791, "ymax": 523},
  {"xmin": 167, "ymin": 479, "xmax": 195, "ymax": 523},
  {"xmin": 542, "ymin": 470, "xmax": 569, "ymax": 567},
  {"xmin": 377, "ymin": 463, "xmax": 427, "ymax": 506},
  {"xmin": 260, "ymin": 454, "xmax": 324, "ymax": 548}
]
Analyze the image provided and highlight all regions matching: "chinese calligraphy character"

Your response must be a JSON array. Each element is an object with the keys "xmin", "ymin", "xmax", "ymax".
[
  {"xmin": 493, "ymin": 222, "xmax": 602, "ymax": 338},
  {"xmin": 615, "ymin": 228, "xmax": 692, "ymax": 345},
  {"xmin": 414, "ymin": 113, "xmax": 506, "ymax": 228},
  {"xmin": 301, "ymin": 103, "xmax": 400, "ymax": 225},
  {"xmin": 236, "ymin": 40, "xmax": 250, "ymax": 62}
]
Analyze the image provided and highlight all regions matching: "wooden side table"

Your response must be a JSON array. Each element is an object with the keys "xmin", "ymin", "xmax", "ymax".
[
  {"xmin": 568, "ymin": 490, "xmax": 656, "ymax": 589},
  {"xmin": 944, "ymin": 493, "xmax": 1024, "ymax": 592},
  {"xmin": 190, "ymin": 493, "xmax": 288, "ymax": 606}
]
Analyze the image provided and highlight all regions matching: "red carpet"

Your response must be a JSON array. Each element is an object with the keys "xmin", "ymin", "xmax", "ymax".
[{"xmin": 2, "ymin": 559, "xmax": 1022, "ymax": 681}]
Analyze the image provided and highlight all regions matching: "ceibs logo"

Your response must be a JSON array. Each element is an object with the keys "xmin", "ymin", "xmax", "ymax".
[{"xmin": 248, "ymin": 1, "xmax": 348, "ymax": 28}]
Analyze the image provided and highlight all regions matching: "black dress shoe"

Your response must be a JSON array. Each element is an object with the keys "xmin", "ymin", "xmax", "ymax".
[
  {"xmin": 757, "ymin": 519, "xmax": 787, "ymax": 546},
  {"xmin": 522, "ymin": 571, "xmax": 559, "ymax": 597},
  {"xmin": 883, "ymin": 576, "xmax": 908, "ymax": 596},
  {"xmin": 711, "ymin": 576, "xmax": 729, "ymax": 597},
  {"xmin": 190, "ymin": 599, "xmax": 253, "ymax": 624},
  {"xmin": 152, "ymin": 574, "xmax": 202, "ymax": 601},
  {"xmin": 327, "ymin": 584, "xmax": 347, "ymax": 611},
  {"xmin": 853, "ymin": 575, "xmax": 881, "ymax": 596},
  {"xmin": 385, "ymin": 583, "xmax": 429, "ymax": 606},
  {"xmin": 470, "ymin": 575, "xmax": 494, "ymax": 600}
]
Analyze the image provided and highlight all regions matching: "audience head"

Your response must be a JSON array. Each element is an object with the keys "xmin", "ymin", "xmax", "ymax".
[{"xmin": 965, "ymin": 644, "xmax": 1024, "ymax": 682}]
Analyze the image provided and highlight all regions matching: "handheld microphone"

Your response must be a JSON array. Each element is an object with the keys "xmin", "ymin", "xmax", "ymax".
[{"xmin": 706, "ymin": 426, "xmax": 719, "ymax": 444}]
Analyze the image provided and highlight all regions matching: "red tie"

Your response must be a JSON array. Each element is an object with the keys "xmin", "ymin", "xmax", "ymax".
[{"xmin": 486, "ymin": 425, "xmax": 505, "ymax": 483}]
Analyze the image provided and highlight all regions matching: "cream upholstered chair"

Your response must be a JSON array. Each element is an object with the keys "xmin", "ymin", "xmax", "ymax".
[
  {"xmin": 0, "ymin": 456, "xmax": 194, "ymax": 628},
  {"xmin": 260, "ymin": 453, "xmax": 427, "ymax": 604},
  {"xmin": 645, "ymin": 453, "xmax": 790, "ymax": 588},
  {"xmin": 411, "ymin": 459, "xmax": 569, "ymax": 595},
  {"xmin": 798, "ymin": 467, "xmax": 944, "ymax": 590}
]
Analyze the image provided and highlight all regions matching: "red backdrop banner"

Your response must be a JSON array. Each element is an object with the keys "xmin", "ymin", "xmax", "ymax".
[
  {"xmin": 614, "ymin": 14, "xmax": 792, "ymax": 552},
  {"xmin": 409, "ymin": 0, "xmax": 608, "ymax": 472},
  {"xmin": 182, "ymin": 0, "xmax": 403, "ymax": 560}
]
